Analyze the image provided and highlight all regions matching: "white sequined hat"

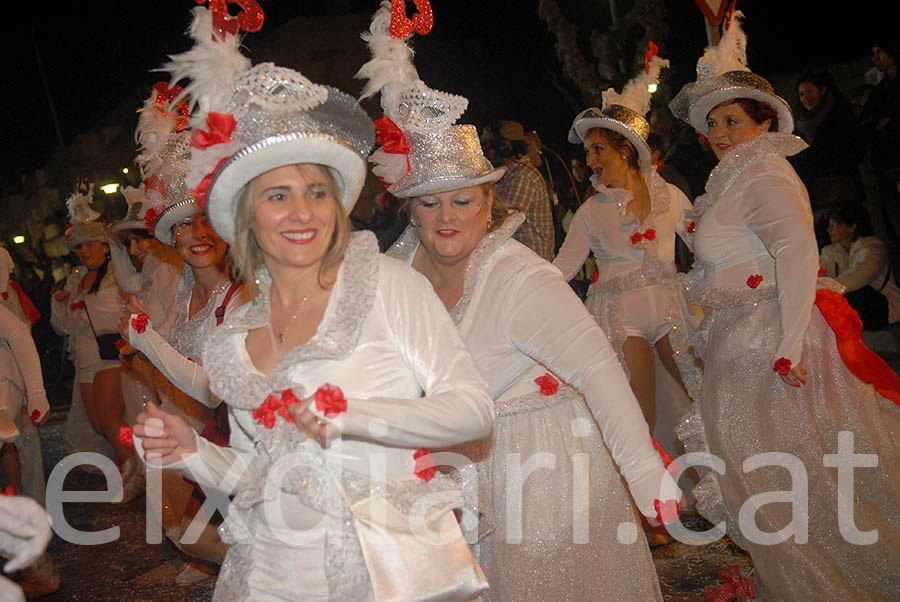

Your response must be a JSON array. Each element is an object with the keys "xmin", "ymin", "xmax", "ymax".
[
  {"xmin": 568, "ymin": 45, "xmax": 669, "ymax": 172},
  {"xmin": 163, "ymin": 7, "xmax": 375, "ymax": 244},
  {"xmin": 669, "ymin": 12, "xmax": 793, "ymax": 135},
  {"xmin": 357, "ymin": 1, "xmax": 504, "ymax": 199}
]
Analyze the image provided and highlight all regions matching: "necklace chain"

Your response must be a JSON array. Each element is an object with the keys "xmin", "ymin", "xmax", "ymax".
[{"xmin": 275, "ymin": 295, "xmax": 310, "ymax": 343}]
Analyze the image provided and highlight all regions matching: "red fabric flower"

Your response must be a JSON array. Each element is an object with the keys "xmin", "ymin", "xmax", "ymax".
[
  {"xmin": 687, "ymin": 221, "xmax": 696, "ymax": 234},
  {"xmin": 630, "ymin": 232, "xmax": 644, "ymax": 245},
  {"xmin": 115, "ymin": 338, "xmax": 127, "ymax": 350},
  {"xmin": 2, "ymin": 486, "xmax": 14, "ymax": 497},
  {"xmin": 190, "ymin": 112, "xmax": 237, "ymax": 151},
  {"xmin": 142, "ymin": 206, "xmax": 161, "ymax": 234},
  {"xmin": 192, "ymin": 156, "xmax": 230, "ymax": 210},
  {"xmin": 117, "ymin": 425, "xmax": 134, "ymax": 449},
  {"xmin": 773, "ymin": 357, "xmax": 792, "ymax": 375},
  {"xmin": 643, "ymin": 228, "xmax": 656, "ymax": 241},
  {"xmin": 534, "ymin": 373, "xmax": 559, "ymax": 396},
  {"xmin": 818, "ymin": 268, "xmax": 827, "ymax": 277},
  {"xmin": 374, "ymin": 116, "xmax": 411, "ymax": 154},
  {"xmin": 1, "ymin": 292, "xmax": 7, "ymax": 301},
  {"xmin": 630, "ymin": 228, "xmax": 656, "ymax": 244},
  {"xmin": 315, "ymin": 383, "xmax": 348, "ymax": 418},
  {"xmin": 30, "ymin": 409, "xmax": 41, "ymax": 423},
  {"xmin": 130, "ymin": 313, "xmax": 150, "ymax": 334},
  {"xmin": 589, "ymin": 271, "xmax": 599, "ymax": 283},
  {"xmin": 253, "ymin": 389, "xmax": 303, "ymax": 429},
  {"xmin": 653, "ymin": 498, "xmax": 680, "ymax": 525},
  {"xmin": 703, "ymin": 565, "xmax": 756, "ymax": 602},
  {"xmin": 278, "ymin": 389, "xmax": 301, "ymax": 422},
  {"xmin": 69, "ymin": 301, "xmax": 85, "ymax": 311},
  {"xmin": 746, "ymin": 274, "xmax": 764, "ymax": 289},
  {"xmin": 413, "ymin": 448, "xmax": 437, "ymax": 482}
]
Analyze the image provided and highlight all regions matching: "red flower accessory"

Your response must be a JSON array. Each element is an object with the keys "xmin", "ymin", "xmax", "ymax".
[
  {"xmin": 773, "ymin": 357, "xmax": 792, "ymax": 375},
  {"xmin": 2, "ymin": 486, "xmax": 14, "ymax": 497},
  {"xmin": 389, "ymin": 0, "xmax": 433, "ymax": 38},
  {"xmin": 192, "ymin": 156, "xmax": 230, "ymax": 210},
  {"xmin": 746, "ymin": 274, "xmax": 764, "ymax": 289},
  {"xmin": 703, "ymin": 565, "xmax": 756, "ymax": 602},
  {"xmin": 142, "ymin": 206, "xmax": 162, "ymax": 235},
  {"xmin": 130, "ymin": 313, "xmax": 150, "ymax": 334},
  {"xmin": 818, "ymin": 268, "xmax": 827, "ymax": 277},
  {"xmin": 190, "ymin": 112, "xmax": 237, "ymax": 151},
  {"xmin": 644, "ymin": 41, "xmax": 659, "ymax": 74},
  {"xmin": 69, "ymin": 301, "xmax": 85, "ymax": 311},
  {"xmin": 413, "ymin": 448, "xmax": 437, "ymax": 482},
  {"xmin": 687, "ymin": 221, "xmax": 696, "ymax": 234},
  {"xmin": 653, "ymin": 498, "xmax": 680, "ymax": 525},
  {"xmin": 374, "ymin": 117, "xmax": 410, "ymax": 154},
  {"xmin": 253, "ymin": 389, "xmax": 302, "ymax": 429},
  {"xmin": 117, "ymin": 425, "xmax": 134, "ymax": 449},
  {"xmin": 115, "ymin": 338, "xmax": 127, "ymax": 351},
  {"xmin": 589, "ymin": 271, "xmax": 599, "ymax": 284},
  {"xmin": 1, "ymin": 292, "xmax": 7, "ymax": 301},
  {"xmin": 30, "ymin": 409, "xmax": 41, "ymax": 423},
  {"xmin": 534, "ymin": 373, "xmax": 559, "ymax": 396},
  {"xmin": 630, "ymin": 228, "xmax": 656, "ymax": 244},
  {"xmin": 315, "ymin": 383, "xmax": 348, "ymax": 418}
]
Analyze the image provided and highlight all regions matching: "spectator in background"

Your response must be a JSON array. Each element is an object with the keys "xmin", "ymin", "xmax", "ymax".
[
  {"xmin": 791, "ymin": 71, "xmax": 866, "ymax": 247},
  {"xmin": 820, "ymin": 204, "xmax": 900, "ymax": 330},
  {"xmin": 649, "ymin": 106, "xmax": 716, "ymax": 200},
  {"xmin": 860, "ymin": 38, "xmax": 900, "ymax": 241},
  {"xmin": 481, "ymin": 120, "xmax": 556, "ymax": 261}
]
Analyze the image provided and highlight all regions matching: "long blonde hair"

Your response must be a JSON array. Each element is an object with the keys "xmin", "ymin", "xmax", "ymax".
[{"xmin": 231, "ymin": 164, "xmax": 351, "ymax": 293}]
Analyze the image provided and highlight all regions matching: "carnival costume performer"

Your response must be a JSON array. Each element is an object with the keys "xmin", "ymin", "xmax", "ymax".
[
  {"xmin": 133, "ymin": 6, "xmax": 493, "ymax": 601},
  {"xmin": 553, "ymin": 47, "xmax": 701, "ymax": 435},
  {"xmin": 670, "ymin": 14, "xmax": 900, "ymax": 600},
  {"xmin": 119, "ymin": 78, "xmax": 242, "ymax": 584},
  {"xmin": 364, "ymin": 5, "xmax": 680, "ymax": 599},
  {"xmin": 50, "ymin": 180, "xmax": 142, "ymax": 501}
]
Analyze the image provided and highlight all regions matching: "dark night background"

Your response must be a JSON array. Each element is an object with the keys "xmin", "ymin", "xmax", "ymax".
[{"xmin": 0, "ymin": 0, "xmax": 896, "ymax": 190}]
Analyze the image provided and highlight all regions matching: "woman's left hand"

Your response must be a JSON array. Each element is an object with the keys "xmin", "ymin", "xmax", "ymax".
[
  {"xmin": 289, "ymin": 394, "xmax": 340, "ymax": 448},
  {"xmin": 780, "ymin": 361, "xmax": 807, "ymax": 387}
]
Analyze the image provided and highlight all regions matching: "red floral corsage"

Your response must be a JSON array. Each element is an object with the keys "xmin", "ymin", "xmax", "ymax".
[
  {"xmin": 746, "ymin": 274, "xmax": 763, "ymax": 289},
  {"xmin": 653, "ymin": 498, "xmax": 680, "ymax": 525},
  {"xmin": 630, "ymin": 228, "xmax": 657, "ymax": 245},
  {"xmin": 703, "ymin": 565, "xmax": 756, "ymax": 601},
  {"xmin": 413, "ymin": 448, "xmax": 437, "ymax": 482},
  {"xmin": 773, "ymin": 357, "xmax": 792, "ymax": 375},
  {"xmin": 686, "ymin": 221, "xmax": 696, "ymax": 234},
  {"xmin": 115, "ymin": 338, "xmax": 127, "ymax": 350},
  {"xmin": 30, "ymin": 409, "xmax": 41, "ymax": 423},
  {"xmin": 818, "ymin": 268, "xmax": 827, "ymax": 277},
  {"xmin": 534, "ymin": 373, "xmax": 559, "ymax": 396},
  {"xmin": 117, "ymin": 425, "xmax": 134, "ymax": 449},
  {"xmin": 69, "ymin": 301, "xmax": 86, "ymax": 311},
  {"xmin": 589, "ymin": 271, "xmax": 599, "ymax": 284},
  {"xmin": 253, "ymin": 389, "xmax": 301, "ymax": 429},
  {"xmin": 315, "ymin": 383, "xmax": 347, "ymax": 418},
  {"xmin": 130, "ymin": 313, "xmax": 150, "ymax": 334}
]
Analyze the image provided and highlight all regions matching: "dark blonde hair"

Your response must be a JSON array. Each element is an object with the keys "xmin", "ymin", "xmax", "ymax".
[{"xmin": 231, "ymin": 163, "xmax": 351, "ymax": 292}]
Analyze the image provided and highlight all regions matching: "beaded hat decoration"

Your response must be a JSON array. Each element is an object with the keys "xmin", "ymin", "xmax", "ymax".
[
  {"xmin": 162, "ymin": 4, "xmax": 374, "ymax": 244},
  {"xmin": 357, "ymin": 1, "xmax": 504, "ymax": 198},
  {"xmin": 668, "ymin": 12, "xmax": 793, "ymax": 135},
  {"xmin": 568, "ymin": 42, "xmax": 669, "ymax": 172},
  {"xmin": 64, "ymin": 175, "xmax": 108, "ymax": 249}
]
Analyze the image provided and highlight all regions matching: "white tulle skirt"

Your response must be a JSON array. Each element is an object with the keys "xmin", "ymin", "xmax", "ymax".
[
  {"xmin": 469, "ymin": 385, "xmax": 663, "ymax": 602},
  {"xmin": 680, "ymin": 299, "xmax": 900, "ymax": 601}
]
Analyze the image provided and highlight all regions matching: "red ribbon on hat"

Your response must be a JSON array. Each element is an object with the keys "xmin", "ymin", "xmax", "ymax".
[
  {"xmin": 645, "ymin": 41, "xmax": 659, "ymax": 74},
  {"xmin": 375, "ymin": 117, "xmax": 410, "ymax": 154},
  {"xmin": 193, "ymin": 157, "xmax": 230, "ymax": 210},
  {"xmin": 196, "ymin": 0, "xmax": 265, "ymax": 38},
  {"xmin": 191, "ymin": 112, "xmax": 237, "ymax": 151}
]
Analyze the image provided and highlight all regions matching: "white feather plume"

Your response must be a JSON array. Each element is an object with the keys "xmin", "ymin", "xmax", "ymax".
[
  {"xmin": 159, "ymin": 7, "xmax": 251, "ymax": 126},
  {"xmin": 603, "ymin": 54, "xmax": 669, "ymax": 115},
  {"xmin": 135, "ymin": 89, "xmax": 178, "ymax": 178},
  {"xmin": 66, "ymin": 185, "xmax": 100, "ymax": 224},
  {"xmin": 697, "ymin": 11, "xmax": 748, "ymax": 78},
  {"xmin": 356, "ymin": 1, "xmax": 419, "ymax": 117}
]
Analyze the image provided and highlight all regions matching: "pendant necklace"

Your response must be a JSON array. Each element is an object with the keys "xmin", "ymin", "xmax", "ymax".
[{"xmin": 274, "ymin": 295, "xmax": 310, "ymax": 343}]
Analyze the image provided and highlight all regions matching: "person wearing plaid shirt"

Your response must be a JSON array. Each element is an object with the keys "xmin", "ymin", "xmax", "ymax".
[{"xmin": 494, "ymin": 159, "xmax": 556, "ymax": 261}]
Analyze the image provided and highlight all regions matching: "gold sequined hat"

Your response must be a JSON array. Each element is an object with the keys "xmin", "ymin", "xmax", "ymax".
[
  {"xmin": 357, "ymin": 1, "xmax": 504, "ymax": 199},
  {"xmin": 568, "ymin": 44, "xmax": 669, "ymax": 172},
  {"xmin": 668, "ymin": 12, "xmax": 793, "ymax": 135},
  {"xmin": 163, "ymin": 7, "xmax": 375, "ymax": 244}
]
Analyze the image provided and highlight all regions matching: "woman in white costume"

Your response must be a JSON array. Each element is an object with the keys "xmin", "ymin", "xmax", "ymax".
[
  {"xmin": 553, "ymin": 49, "xmax": 701, "ymax": 432},
  {"xmin": 671, "ymin": 14, "xmax": 900, "ymax": 600},
  {"xmin": 361, "ymin": 5, "xmax": 679, "ymax": 600},
  {"xmin": 50, "ymin": 183, "xmax": 141, "ymax": 501},
  {"xmin": 133, "ymin": 6, "xmax": 493, "ymax": 601}
]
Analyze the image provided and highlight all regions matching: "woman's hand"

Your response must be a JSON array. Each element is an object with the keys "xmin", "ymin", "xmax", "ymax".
[
  {"xmin": 289, "ymin": 394, "xmax": 340, "ymax": 448},
  {"xmin": 133, "ymin": 402, "xmax": 198, "ymax": 466},
  {"xmin": 118, "ymin": 295, "xmax": 148, "ymax": 339},
  {"xmin": 53, "ymin": 289, "xmax": 70, "ymax": 304},
  {"xmin": 780, "ymin": 361, "xmax": 807, "ymax": 387}
]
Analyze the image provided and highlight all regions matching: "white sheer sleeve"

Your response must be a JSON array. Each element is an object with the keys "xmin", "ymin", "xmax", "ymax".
[
  {"xmin": 336, "ymin": 266, "xmax": 493, "ymax": 448},
  {"xmin": 741, "ymin": 163, "xmax": 818, "ymax": 366},
  {"xmin": 0, "ymin": 306, "xmax": 48, "ymax": 420},
  {"xmin": 108, "ymin": 243, "xmax": 143, "ymax": 296},
  {"xmin": 503, "ymin": 261, "xmax": 677, "ymax": 517},
  {"xmin": 127, "ymin": 319, "xmax": 218, "ymax": 408},
  {"xmin": 551, "ymin": 207, "xmax": 592, "ymax": 282}
]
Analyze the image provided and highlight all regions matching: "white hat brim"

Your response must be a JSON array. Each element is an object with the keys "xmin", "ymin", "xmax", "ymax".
[
  {"xmin": 206, "ymin": 134, "xmax": 367, "ymax": 244},
  {"xmin": 570, "ymin": 116, "xmax": 652, "ymax": 173},
  {"xmin": 154, "ymin": 200, "xmax": 201, "ymax": 246},
  {"xmin": 391, "ymin": 167, "xmax": 506, "ymax": 199},
  {"xmin": 688, "ymin": 87, "xmax": 794, "ymax": 135}
]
